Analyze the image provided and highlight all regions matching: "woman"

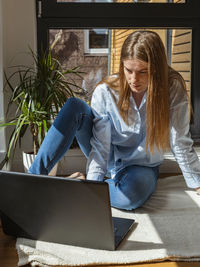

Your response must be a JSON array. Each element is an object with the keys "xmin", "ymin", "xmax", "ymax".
[{"xmin": 29, "ymin": 30, "xmax": 200, "ymax": 210}]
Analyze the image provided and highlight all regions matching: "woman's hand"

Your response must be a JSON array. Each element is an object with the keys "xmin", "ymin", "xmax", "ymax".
[
  {"xmin": 196, "ymin": 187, "xmax": 200, "ymax": 195},
  {"xmin": 67, "ymin": 172, "xmax": 85, "ymax": 180}
]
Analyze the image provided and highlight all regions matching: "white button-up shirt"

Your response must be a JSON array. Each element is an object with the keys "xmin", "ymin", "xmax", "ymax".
[{"xmin": 86, "ymin": 80, "xmax": 200, "ymax": 189}]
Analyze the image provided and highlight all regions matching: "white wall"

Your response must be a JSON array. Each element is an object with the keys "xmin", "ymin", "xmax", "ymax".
[
  {"xmin": 0, "ymin": 0, "xmax": 6, "ymax": 166},
  {"xmin": 0, "ymin": 0, "xmax": 37, "ymax": 171}
]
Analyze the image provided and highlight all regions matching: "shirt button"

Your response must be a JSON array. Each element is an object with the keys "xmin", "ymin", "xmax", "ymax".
[{"xmin": 117, "ymin": 159, "xmax": 122, "ymax": 163}]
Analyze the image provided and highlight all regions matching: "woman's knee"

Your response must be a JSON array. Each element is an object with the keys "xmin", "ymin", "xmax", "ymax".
[
  {"xmin": 63, "ymin": 97, "xmax": 84, "ymax": 115},
  {"xmin": 113, "ymin": 186, "xmax": 153, "ymax": 210},
  {"xmin": 125, "ymin": 165, "xmax": 158, "ymax": 192},
  {"xmin": 112, "ymin": 196, "xmax": 144, "ymax": 211},
  {"xmin": 66, "ymin": 97, "xmax": 81, "ymax": 107},
  {"xmin": 110, "ymin": 165, "xmax": 158, "ymax": 210},
  {"xmin": 67, "ymin": 97, "xmax": 91, "ymax": 113},
  {"xmin": 54, "ymin": 97, "xmax": 78, "ymax": 123},
  {"xmin": 59, "ymin": 97, "xmax": 87, "ymax": 115},
  {"xmin": 111, "ymin": 186, "xmax": 154, "ymax": 211},
  {"xmin": 54, "ymin": 97, "xmax": 90, "ymax": 128}
]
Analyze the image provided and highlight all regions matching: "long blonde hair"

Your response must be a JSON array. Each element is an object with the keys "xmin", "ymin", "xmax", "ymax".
[{"xmin": 101, "ymin": 30, "xmax": 188, "ymax": 153}]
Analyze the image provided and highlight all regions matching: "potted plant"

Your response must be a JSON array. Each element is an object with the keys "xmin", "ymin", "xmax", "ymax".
[{"xmin": 0, "ymin": 47, "xmax": 84, "ymax": 174}]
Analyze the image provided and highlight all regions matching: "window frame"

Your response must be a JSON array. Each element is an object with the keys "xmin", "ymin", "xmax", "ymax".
[
  {"xmin": 36, "ymin": 0, "xmax": 200, "ymax": 143},
  {"xmin": 41, "ymin": 0, "xmax": 196, "ymax": 20}
]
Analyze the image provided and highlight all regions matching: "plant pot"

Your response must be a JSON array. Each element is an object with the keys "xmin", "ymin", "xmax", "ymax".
[{"xmin": 22, "ymin": 151, "xmax": 58, "ymax": 176}]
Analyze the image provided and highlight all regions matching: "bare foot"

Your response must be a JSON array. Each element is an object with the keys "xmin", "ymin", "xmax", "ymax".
[
  {"xmin": 67, "ymin": 172, "xmax": 85, "ymax": 180},
  {"xmin": 196, "ymin": 187, "xmax": 200, "ymax": 195}
]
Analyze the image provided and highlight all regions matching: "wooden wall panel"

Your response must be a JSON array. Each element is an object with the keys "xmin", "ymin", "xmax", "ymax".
[
  {"xmin": 174, "ymin": 0, "xmax": 185, "ymax": 3},
  {"xmin": 110, "ymin": 29, "xmax": 166, "ymax": 75},
  {"xmin": 110, "ymin": 29, "xmax": 135, "ymax": 74},
  {"xmin": 171, "ymin": 62, "xmax": 191, "ymax": 72},
  {"xmin": 171, "ymin": 29, "xmax": 192, "ymax": 93}
]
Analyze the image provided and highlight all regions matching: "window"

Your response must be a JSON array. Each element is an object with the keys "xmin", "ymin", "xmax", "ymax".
[
  {"xmin": 49, "ymin": 29, "xmax": 109, "ymax": 101},
  {"xmin": 84, "ymin": 29, "xmax": 109, "ymax": 54},
  {"xmin": 37, "ymin": 0, "xmax": 200, "ymax": 142}
]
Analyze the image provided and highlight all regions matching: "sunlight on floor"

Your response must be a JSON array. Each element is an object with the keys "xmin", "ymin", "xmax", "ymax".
[{"xmin": 185, "ymin": 190, "xmax": 200, "ymax": 208}]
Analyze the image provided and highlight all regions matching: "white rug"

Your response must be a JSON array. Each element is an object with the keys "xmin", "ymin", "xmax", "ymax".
[{"xmin": 16, "ymin": 175, "xmax": 200, "ymax": 267}]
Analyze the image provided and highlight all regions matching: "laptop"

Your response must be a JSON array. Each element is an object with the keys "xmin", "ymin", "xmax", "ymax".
[{"xmin": 0, "ymin": 170, "xmax": 134, "ymax": 250}]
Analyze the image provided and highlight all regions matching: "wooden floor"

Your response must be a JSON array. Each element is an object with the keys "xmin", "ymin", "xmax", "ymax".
[{"xmin": 1, "ymin": 222, "xmax": 200, "ymax": 267}]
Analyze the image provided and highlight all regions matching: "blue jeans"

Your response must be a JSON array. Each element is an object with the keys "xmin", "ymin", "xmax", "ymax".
[{"xmin": 29, "ymin": 97, "xmax": 159, "ymax": 210}]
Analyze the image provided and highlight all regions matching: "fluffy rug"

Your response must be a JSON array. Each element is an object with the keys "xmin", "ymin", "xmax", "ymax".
[{"xmin": 16, "ymin": 175, "xmax": 200, "ymax": 266}]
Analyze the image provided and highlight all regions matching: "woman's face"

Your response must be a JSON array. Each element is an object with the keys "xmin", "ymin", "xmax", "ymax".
[{"xmin": 123, "ymin": 58, "xmax": 148, "ymax": 95}]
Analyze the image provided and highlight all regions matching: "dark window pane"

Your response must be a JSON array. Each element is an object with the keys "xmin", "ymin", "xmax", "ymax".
[{"xmin": 89, "ymin": 29, "xmax": 108, "ymax": 49}]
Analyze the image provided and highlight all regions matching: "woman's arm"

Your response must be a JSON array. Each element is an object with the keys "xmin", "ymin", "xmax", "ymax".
[
  {"xmin": 86, "ymin": 84, "xmax": 111, "ymax": 181},
  {"xmin": 170, "ymin": 79, "xmax": 200, "ymax": 190}
]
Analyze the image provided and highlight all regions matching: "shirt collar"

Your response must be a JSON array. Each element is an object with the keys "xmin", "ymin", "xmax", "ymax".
[{"xmin": 130, "ymin": 91, "xmax": 147, "ymax": 110}]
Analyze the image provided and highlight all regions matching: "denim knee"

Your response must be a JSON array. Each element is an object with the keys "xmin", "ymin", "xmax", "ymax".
[
  {"xmin": 65, "ymin": 97, "xmax": 82, "ymax": 112},
  {"xmin": 120, "ymin": 194, "xmax": 151, "ymax": 210},
  {"xmin": 122, "ymin": 167, "xmax": 158, "ymax": 210},
  {"xmin": 53, "ymin": 97, "xmax": 92, "ymax": 133},
  {"xmin": 115, "ymin": 196, "xmax": 145, "ymax": 211},
  {"xmin": 113, "ymin": 183, "xmax": 154, "ymax": 211},
  {"xmin": 66, "ymin": 97, "xmax": 90, "ymax": 115},
  {"xmin": 107, "ymin": 165, "xmax": 159, "ymax": 210}
]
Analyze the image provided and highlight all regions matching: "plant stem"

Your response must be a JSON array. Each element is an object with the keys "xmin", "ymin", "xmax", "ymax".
[{"xmin": 30, "ymin": 123, "xmax": 39, "ymax": 155}]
